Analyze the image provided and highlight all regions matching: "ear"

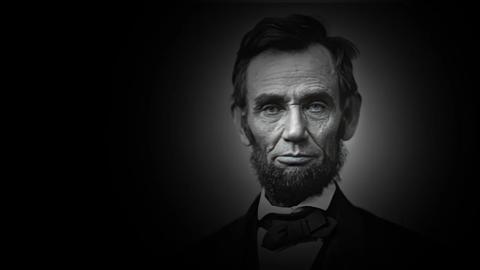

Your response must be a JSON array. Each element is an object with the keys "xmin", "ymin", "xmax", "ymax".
[
  {"xmin": 341, "ymin": 93, "xmax": 362, "ymax": 141},
  {"xmin": 232, "ymin": 106, "xmax": 252, "ymax": 146}
]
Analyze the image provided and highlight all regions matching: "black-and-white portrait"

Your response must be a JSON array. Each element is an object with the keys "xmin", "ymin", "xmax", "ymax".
[{"xmin": 95, "ymin": 1, "xmax": 478, "ymax": 269}]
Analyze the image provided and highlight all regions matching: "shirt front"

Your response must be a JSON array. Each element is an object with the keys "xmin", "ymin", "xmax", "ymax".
[{"xmin": 257, "ymin": 182, "xmax": 336, "ymax": 270}]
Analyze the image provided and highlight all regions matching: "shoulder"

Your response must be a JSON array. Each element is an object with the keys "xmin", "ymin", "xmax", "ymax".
[
  {"xmin": 354, "ymin": 206, "xmax": 444, "ymax": 268},
  {"xmin": 357, "ymin": 207, "xmax": 421, "ymax": 243},
  {"xmin": 176, "ymin": 215, "xmax": 252, "ymax": 268},
  {"xmin": 199, "ymin": 215, "xmax": 250, "ymax": 250},
  {"xmin": 177, "ymin": 196, "xmax": 261, "ymax": 268}
]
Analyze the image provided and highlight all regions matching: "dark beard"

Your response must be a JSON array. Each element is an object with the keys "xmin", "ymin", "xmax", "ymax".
[{"xmin": 250, "ymin": 141, "xmax": 347, "ymax": 207}]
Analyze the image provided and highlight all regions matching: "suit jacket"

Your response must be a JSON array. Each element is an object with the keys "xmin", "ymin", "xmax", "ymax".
[{"xmin": 181, "ymin": 188, "xmax": 446, "ymax": 269}]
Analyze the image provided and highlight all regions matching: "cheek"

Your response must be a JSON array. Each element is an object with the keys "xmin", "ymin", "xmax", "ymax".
[
  {"xmin": 248, "ymin": 116, "xmax": 283, "ymax": 147},
  {"xmin": 307, "ymin": 117, "xmax": 341, "ymax": 154}
]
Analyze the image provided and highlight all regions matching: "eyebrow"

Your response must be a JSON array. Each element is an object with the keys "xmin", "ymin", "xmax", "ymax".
[
  {"xmin": 253, "ymin": 91, "xmax": 333, "ymax": 107},
  {"xmin": 253, "ymin": 94, "xmax": 286, "ymax": 107},
  {"xmin": 297, "ymin": 92, "xmax": 334, "ymax": 105}
]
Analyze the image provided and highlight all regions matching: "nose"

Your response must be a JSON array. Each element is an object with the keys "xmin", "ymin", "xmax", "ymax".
[{"xmin": 282, "ymin": 105, "xmax": 308, "ymax": 142}]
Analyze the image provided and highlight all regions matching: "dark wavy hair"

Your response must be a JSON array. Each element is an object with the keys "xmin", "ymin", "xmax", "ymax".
[{"xmin": 231, "ymin": 14, "xmax": 360, "ymax": 111}]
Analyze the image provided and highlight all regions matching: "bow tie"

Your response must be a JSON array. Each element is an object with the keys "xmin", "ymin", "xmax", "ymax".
[{"xmin": 258, "ymin": 207, "xmax": 337, "ymax": 251}]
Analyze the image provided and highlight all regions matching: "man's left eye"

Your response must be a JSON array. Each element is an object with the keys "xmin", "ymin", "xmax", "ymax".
[{"xmin": 306, "ymin": 102, "xmax": 325, "ymax": 113}]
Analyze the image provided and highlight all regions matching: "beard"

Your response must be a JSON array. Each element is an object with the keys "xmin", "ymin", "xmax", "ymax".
[{"xmin": 250, "ymin": 141, "xmax": 347, "ymax": 207}]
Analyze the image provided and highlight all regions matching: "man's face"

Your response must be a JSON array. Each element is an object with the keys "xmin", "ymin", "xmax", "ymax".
[{"xmin": 243, "ymin": 44, "xmax": 345, "ymax": 206}]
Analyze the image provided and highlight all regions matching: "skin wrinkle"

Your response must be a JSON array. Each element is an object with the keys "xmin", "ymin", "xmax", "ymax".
[
  {"xmin": 254, "ymin": 73, "xmax": 335, "ymax": 95},
  {"xmin": 250, "ymin": 49, "xmax": 337, "ymax": 95}
]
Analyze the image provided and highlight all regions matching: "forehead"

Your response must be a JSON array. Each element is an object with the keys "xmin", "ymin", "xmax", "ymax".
[{"xmin": 246, "ymin": 44, "xmax": 338, "ymax": 102}]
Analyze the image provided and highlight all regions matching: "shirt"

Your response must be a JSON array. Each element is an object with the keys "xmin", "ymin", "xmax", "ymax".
[{"xmin": 257, "ymin": 183, "xmax": 336, "ymax": 270}]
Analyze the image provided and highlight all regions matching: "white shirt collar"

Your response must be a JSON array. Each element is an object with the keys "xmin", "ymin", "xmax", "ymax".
[{"xmin": 257, "ymin": 182, "xmax": 337, "ymax": 221}]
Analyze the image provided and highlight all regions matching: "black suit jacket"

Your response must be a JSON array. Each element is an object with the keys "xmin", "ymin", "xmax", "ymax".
[{"xmin": 182, "ymin": 187, "xmax": 446, "ymax": 269}]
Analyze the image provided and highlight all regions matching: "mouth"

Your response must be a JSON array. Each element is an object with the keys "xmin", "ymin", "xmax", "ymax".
[{"xmin": 275, "ymin": 154, "xmax": 316, "ymax": 166}]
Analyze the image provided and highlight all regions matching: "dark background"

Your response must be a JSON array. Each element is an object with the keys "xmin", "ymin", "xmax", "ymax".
[{"xmin": 74, "ymin": 0, "xmax": 478, "ymax": 268}]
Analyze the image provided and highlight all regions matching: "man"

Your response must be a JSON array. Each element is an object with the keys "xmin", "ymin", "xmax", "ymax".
[{"xmin": 183, "ymin": 14, "xmax": 441, "ymax": 270}]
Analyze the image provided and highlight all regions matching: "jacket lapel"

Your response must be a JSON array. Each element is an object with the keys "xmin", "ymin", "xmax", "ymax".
[
  {"xmin": 200, "ymin": 195, "xmax": 260, "ymax": 270},
  {"xmin": 311, "ymin": 185, "xmax": 366, "ymax": 269},
  {"xmin": 241, "ymin": 195, "xmax": 260, "ymax": 270}
]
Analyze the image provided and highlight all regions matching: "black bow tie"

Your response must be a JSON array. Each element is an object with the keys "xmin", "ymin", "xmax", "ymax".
[{"xmin": 258, "ymin": 207, "xmax": 337, "ymax": 251}]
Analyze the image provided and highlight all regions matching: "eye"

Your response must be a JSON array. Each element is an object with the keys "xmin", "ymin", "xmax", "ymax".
[
  {"xmin": 305, "ymin": 102, "xmax": 326, "ymax": 113},
  {"xmin": 262, "ymin": 104, "xmax": 283, "ymax": 115}
]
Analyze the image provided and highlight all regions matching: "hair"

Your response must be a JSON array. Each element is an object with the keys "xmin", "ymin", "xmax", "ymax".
[{"xmin": 231, "ymin": 14, "xmax": 360, "ymax": 112}]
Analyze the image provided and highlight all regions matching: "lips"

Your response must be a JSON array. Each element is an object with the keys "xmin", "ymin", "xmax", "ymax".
[{"xmin": 275, "ymin": 155, "xmax": 316, "ymax": 166}]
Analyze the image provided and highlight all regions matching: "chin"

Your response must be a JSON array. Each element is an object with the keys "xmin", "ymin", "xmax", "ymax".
[{"xmin": 278, "ymin": 165, "xmax": 313, "ymax": 174}]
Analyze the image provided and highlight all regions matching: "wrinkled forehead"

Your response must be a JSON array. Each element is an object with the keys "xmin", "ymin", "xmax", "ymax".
[{"xmin": 246, "ymin": 44, "xmax": 338, "ymax": 102}]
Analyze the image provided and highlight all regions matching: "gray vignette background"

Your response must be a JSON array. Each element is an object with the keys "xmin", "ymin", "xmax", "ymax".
[{"xmin": 98, "ymin": 1, "xmax": 477, "ymax": 268}]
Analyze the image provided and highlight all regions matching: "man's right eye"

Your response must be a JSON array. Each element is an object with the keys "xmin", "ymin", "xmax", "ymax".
[{"xmin": 262, "ymin": 104, "xmax": 283, "ymax": 115}]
